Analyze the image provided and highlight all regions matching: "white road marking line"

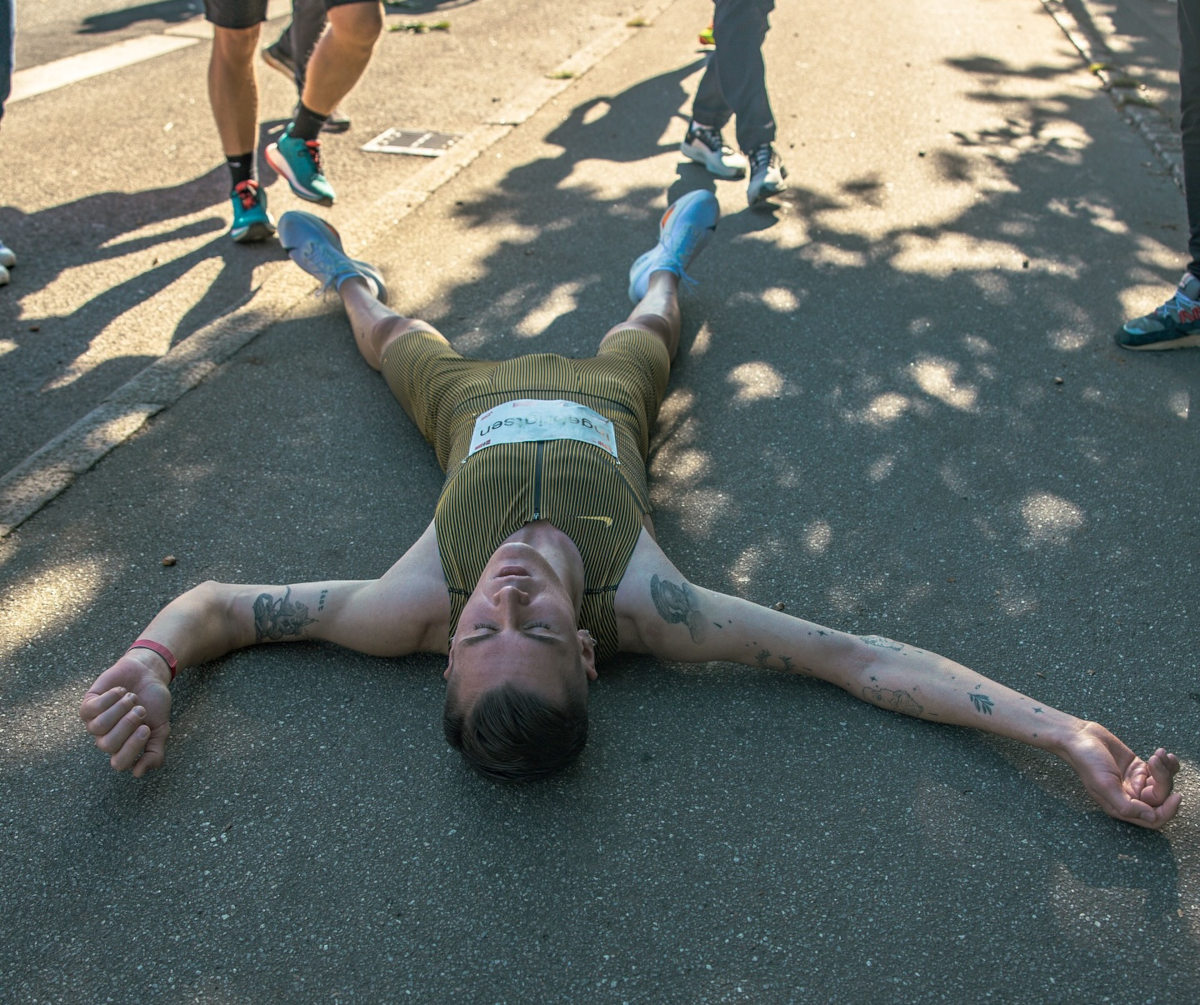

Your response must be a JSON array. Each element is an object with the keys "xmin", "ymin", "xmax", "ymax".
[
  {"xmin": 9, "ymin": 35, "xmax": 200, "ymax": 102},
  {"xmin": 7, "ymin": 0, "xmax": 291, "ymax": 103}
]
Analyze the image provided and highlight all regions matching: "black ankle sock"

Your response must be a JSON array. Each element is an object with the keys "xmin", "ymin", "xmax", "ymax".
[
  {"xmin": 226, "ymin": 154, "xmax": 255, "ymax": 189},
  {"xmin": 290, "ymin": 103, "xmax": 328, "ymax": 142}
]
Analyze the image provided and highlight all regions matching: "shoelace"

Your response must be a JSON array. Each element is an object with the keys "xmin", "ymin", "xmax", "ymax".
[
  {"xmin": 303, "ymin": 138, "xmax": 324, "ymax": 171},
  {"xmin": 234, "ymin": 180, "xmax": 260, "ymax": 210},
  {"xmin": 691, "ymin": 124, "xmax": 728, "ymax": 152},
  {"xmin": 749, "ymin": 145, "xmax": 775, "ymax": 173}
]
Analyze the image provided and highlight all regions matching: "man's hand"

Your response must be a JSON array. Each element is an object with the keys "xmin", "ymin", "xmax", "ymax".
[
  {"xmin": 1065, "ymin": 721, "xmax": 1181, "ymax": 829},
  {"xmin": 79, "ymin": 653, "xmax": 173, "ymax": 777}
]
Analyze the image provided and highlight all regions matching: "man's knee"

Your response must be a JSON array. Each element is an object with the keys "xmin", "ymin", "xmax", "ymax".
[
  {"xmin": 211, "ymin": 25, "xmax": 260, "ymax": 65},
  {"xmin": 370, "ymin": 318, "xmax": 444, "ymax": 365},
  {"xmin": 326, "ymin": 2, "xmax": 384, "ymax": 47}
]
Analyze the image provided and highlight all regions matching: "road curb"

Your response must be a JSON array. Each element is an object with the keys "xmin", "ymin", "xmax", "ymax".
[{"xmin": 1040, "ymin": 0, "xmax": 1184, "ymax": 191}]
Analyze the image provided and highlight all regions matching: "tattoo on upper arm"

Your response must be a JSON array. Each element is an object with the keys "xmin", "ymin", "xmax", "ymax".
[
  {"xmin": 968, "ymin": 692, "xmax": 994, "ymax": 715},
  {"xmin": 253, "ymin": 587, "xmax": 317, "ymax": 641},
  {"xmin": 862, "ymin": 684, "xmax": 924, "ymax": 716},
  {"xmin": 650, "ymin": 575, "xmax": 707, "ymax": 644}
]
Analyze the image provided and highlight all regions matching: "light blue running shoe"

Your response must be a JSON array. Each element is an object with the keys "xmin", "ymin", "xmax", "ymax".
[
  {"xmin": 265, "ymin": 125, "xmax": 335, "ymax": 206},
  {"xmin": 278, "ymin": 211, "xmax": 387, "ymax": 302},
  {"xmin": 628, "ymin": 189, "xmax": 720, "ymax": 303},
  {"xmin": 229, "ymin": 180, "xmax": 276, "ymax": 244}
]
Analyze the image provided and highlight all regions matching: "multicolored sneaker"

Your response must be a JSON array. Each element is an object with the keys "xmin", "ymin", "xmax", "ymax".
[
  {"xmin": 746, "ymin": 143, "xmax": 788, "ymax": 206},
  {"xmin": 261, "ymin": 39, "xmax": 297, "ymax": 80},
  {"xmin": 265, "ymin": 126, "xmax": 335, "ymax": 206},
  {"xmin": 1117, "ymin": 272, "xmax": 1200, "ymax": 350},
  {"xmin": 229, "ymin": 180, "xmax": 277, "ymax": 243},
  {"xmin": 680, "ymin": 121, "xmax": 748, "ymax": 179},
  {"xmin": 278, "ymin": 210, "xmax": 387, "ymax": 302},
  {"xmin": 627, "ymin": 189, "xmax": 720, "ymax": 303}
]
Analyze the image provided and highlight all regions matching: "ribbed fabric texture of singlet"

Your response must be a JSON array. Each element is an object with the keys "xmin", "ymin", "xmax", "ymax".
[{"xmin": 380, "ymin": 329, "xmax": 670, "ymax": 662}]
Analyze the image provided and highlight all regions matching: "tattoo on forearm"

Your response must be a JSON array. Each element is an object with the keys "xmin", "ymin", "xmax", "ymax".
[
  {"xmin": 969, "ymin": 692, "xmax": 994, "ymax": 715},
  {"xmin": 253, "ymin": 587, "xmax": 317, "ymax": 641},
  {"xmin": 318, "ymin": 589, "xmax": 329, "ymax": 612},
  {"xmin": 650, "ymin": 575, "xmax": 707, "ymax": 643},
  {"xmin": 862, "ymin": 684, "xmax": 924, "ymax": 716},
  {"xmin": 754, "ymin": 648, "xmax": 797, "ymax": 673}
]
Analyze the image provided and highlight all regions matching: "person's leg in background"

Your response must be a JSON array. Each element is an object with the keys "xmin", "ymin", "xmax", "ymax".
[
  {"xmin": 1118, "ymin": 0, "xmax": 1200, "ymax": 349},
  {"xmin": 265, "ymin": 1, "xmax": 382, "ymax": 205},
  {"xmin": 1, "ymin": 0, "xmax": 17, "ymax": 283},
  {"xmin": 262, "ymin": 0, "xmax": 350, "ymax": 133}
]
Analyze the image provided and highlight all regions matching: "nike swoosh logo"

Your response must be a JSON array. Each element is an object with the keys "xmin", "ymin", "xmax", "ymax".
[{"xmin": 577, "ymin": 515, "xmax": 613, "ymax": 527}]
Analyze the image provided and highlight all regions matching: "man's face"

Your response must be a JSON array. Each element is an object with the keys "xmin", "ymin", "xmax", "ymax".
[{"xmin": 444, "ymin": 541, "xmax": 598, "ymax": 708}]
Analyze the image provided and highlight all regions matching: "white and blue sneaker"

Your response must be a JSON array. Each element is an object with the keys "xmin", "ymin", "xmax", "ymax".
[
  {"xmin": 746, "ymin": 143, "xmax": 788, "ymax": 207},
  {"xmin": 681, "ymin": 121, "xmax": 748, "ymax": 179},
  {"xmin": 278, "ymin": 211, "xmax": 388, "ymax": 302},
  {"xmin": 627, "ymin": 189, "xmax": 720, "ymax": 303}
]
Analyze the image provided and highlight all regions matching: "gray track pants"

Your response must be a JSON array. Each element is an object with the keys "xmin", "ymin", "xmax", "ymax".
[{"xmin": 691, "ymin": 0, "xmax": 777, "ymax": 153}]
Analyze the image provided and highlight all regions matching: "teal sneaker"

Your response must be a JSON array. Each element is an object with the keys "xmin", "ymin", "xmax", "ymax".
[
  {"xmin": 278, "ymin": 211, "xmax": 387, "ymax": 302},
  {"xmin": 1118, "ymin": 272, "xmax": 1200, "ymax": 350},
  {"xmin": 229, "ymin": 180, "xmax": 276, "ymax": 243},
  {"xmin": 265, "ymin": 126, "xmax": 335, "ymax": 206},
  {"xmin": 627, "ymin": 189, "xmax": 720, "ymax": 302}
]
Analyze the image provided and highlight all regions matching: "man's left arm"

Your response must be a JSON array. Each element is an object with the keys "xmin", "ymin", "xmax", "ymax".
[{"xmin": 615, "ymin": 543, "xmax": 1180, "ymax": 828}]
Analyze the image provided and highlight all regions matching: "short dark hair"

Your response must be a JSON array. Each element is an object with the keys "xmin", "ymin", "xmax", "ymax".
[{"xmin": 443, "ymin": 680, "xmax": 588, "ymax": 782}]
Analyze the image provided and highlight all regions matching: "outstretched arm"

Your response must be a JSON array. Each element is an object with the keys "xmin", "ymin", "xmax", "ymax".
[
  {"xmin": 616, "ymin": 539, "xmax": 1180, "ymax": 828},
  {"xmin": 81, "ymin": 521, "xmax": 449, "ymax": 776}
]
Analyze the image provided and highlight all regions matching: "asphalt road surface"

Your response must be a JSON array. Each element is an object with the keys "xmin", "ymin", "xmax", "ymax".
[{"xmin": 1, "ymin": 0, "xmax": 1198, "ymax": 1001}]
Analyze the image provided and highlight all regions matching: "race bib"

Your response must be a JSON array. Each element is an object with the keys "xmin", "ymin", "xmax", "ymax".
[{"xmin": 468, "ymin": 399, "xmax": 618, "ymax": 460}]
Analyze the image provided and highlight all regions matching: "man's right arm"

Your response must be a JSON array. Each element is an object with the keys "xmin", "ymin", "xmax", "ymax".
[{"xmin": 80, "ymin": 521, "xmax": 449, "ymax": 775}]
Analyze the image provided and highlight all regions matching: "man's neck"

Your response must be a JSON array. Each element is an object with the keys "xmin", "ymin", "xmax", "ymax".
[{"xmin": 504, "ymin": 521, "xmax": 586, "ymax": 609}]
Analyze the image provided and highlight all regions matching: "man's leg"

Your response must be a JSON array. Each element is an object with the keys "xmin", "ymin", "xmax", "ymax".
[
  {"xmin": 337, "ymin": 279, "xmax": 445, "ymax": 371},
  {"xmin": 707, "ymin": 0, "xmax": 787, "ymax": 205},
  {"xmin": 603, "ymin": 273, "xmax": 681, "ymax": 361},
  {"xmin": 209, "ymin": 24, "xmax": 261, "ymax": 161},
  {"xmin": 625, "ymin": 189, "xmax": 720, "ymax": 356},
  {"xmin": 288, "ymin": 0, "xmax": 329, "ymax": 93},
  {"xmin": 683, "ymin": 2, "xmax": 748, "ymax": 179},
  {"xmin": 300, "ymin": 0, "xmax": 382, "ymax": 117},
  {"xmin": 691, "ymin": 44, "xmax": 733, "ymax": 134},
  {"xmin": 0, "ymin": 0, "xmax": 13, "ymax": 119},
  {"xmin": 207, "ymin": 7, "xmax": 277, "ymax": 243},
  {"xmin": 0, "ymin": 0, "xmax": 13, "ymax": 283},
  {"xmin": 277, "ymin": 210, "xmax": 441, "ymax": 370},
  {"xmin": 709, "ymin": 0, "xmax": 776, "ymax": 154},
  {"xmin": 264, "ymin": 1, "xmax": 380, "ymax": 205},
  {"xmin": 1117, "ymin": 0, "xmax": 1200, "ymax": 349},
  {"xmin": 609, "ymin": 190, "xmax": 722, "ymax": 360},
  {"xmin": 1181, "ymin": 0, "xmax": 1200, "ymax": 276}
]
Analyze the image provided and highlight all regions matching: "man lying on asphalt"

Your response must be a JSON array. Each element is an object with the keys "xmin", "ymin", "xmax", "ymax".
[{"xmin": 80, "ymin": 193, "xmax": 1181, "ymax": 828}]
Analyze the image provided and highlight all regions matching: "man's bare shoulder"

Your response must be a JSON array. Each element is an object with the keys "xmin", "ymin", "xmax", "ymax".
[
  {"xmin": 349, "ymin": 520, "xmax": 451, "ymax": 654},
  {"xmin": 613, "ymin": 526, "xmax": 681, "ymax": 653}
]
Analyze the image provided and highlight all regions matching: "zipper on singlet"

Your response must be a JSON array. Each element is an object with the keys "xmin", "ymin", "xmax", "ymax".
[{"xmin": 531, "ymin": 441, "xmax": 544, "ymax": 520}]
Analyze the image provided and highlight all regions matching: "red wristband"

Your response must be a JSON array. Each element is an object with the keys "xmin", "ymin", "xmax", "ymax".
[{"xmin": 127, "ymin": 639, "xmax": 177, "ymax": 681}]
